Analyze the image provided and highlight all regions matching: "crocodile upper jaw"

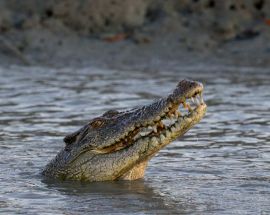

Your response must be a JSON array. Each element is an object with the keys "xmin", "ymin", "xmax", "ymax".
[{"xmin": 91, "ymin": 90, "xmax": 206, "ymax": 155}]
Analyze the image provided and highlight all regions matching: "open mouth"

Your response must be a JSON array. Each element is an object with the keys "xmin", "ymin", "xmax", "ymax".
[{"xmin": 92, "ymin": 91, "xmax": 206, "ymax": 154}]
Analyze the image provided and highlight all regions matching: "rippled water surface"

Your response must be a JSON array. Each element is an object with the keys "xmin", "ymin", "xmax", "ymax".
[{"xmin": 0, "ymin": 65, "xmax": 269, "ymax": 214}]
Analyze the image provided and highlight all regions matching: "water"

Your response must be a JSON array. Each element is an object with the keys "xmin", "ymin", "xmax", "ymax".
[{"xmin": 0, "ymin": 65, "xmax": 269, "ymax": 215}]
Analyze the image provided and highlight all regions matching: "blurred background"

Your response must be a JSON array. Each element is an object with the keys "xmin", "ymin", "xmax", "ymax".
[
  {"xmin": 0, "ymin": 1, "xmax": 270, "ymax": 215},
  {"xmin": 0, "ymin": 0, "xmax": 270, "ymax": 67}
]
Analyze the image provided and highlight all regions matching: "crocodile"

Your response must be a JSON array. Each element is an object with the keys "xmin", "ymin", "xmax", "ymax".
[{"xmin": 42, "ymin": 80, "xmax": 207, "ymax": 181}]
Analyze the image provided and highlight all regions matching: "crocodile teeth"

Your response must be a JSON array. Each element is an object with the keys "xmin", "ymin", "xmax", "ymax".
[
  {"xmin": 140, "ymin": 132, "xmax": 148, "ymax": 137},
  {"xmin": 121, "ymin": 91, "xmax": 205, "ymax": 148},
  {"xmin": 169, "ymin": 113, "xmax": 174, "ymax": 120},
  {"xmin": 158, "ymin": 121, "xmax": 165, "ymax": 128},
  {"xmin": 183, "ymin": 101, "xmax": 187, "ymax": 108},
  {"xmin": 195, "ymin": 97, "xmax": 200, "ymax": 105},
  {"xmin": 160, "ymin": 134, "xmax": 166, "ymax": 142},
  {"xmin": 153, "ymin": 125, "xmax": 157, "ymax": 133},
  {"xmin": 200, "ymin": 95, "xmax": 204, "ymax": 104},
  {"xmin": 171, "ymin": 126, "xmax": 176, "ymax": 132},
  {"xmin": 175, "ymin": 110, "xmax": 181, "ymax": 117},
  {"xmin": 187, "ymin": 103, "xmax": 192, "ymax": 112},
  {"xmin": 183, "ymin": 101, "xmax": 191, "ymax": 111},
  {"xmin": 151, "ymin": 137, "xmax": 158, "ymax": 144},
  {"xmin": 165, "ymin": 130, "xmax": 171, "ymax": 138}
]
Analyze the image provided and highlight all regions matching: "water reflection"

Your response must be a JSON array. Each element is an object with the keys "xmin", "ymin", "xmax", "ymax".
[{"xmin": 42, "ymin": 178, "xmax": 190, "ymax": 214}]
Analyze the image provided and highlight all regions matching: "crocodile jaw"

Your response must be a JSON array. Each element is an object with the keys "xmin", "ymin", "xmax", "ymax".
[{"xmin": 119, "ymin": 102, "xmax": 207, "ymax": 180}]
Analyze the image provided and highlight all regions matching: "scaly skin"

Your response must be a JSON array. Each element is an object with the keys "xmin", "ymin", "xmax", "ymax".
[{"xmin": 42, "ymin": 80, "xmax": 207, "ymax": 181}]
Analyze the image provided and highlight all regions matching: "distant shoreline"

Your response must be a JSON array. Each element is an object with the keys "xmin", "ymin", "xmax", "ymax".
[{"xmin": 0, "ymin": 0, "xmax": 269, "ymax": 68}]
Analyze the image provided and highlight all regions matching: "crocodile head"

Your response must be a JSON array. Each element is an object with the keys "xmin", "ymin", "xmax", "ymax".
[{"xmin": 42, "ymin": 80, "xmax": 207, "ymax": 181}]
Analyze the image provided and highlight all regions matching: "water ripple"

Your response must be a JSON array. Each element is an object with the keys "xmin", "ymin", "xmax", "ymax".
[{"xmin": 0, "ymin": 65, "xmax": 269, "ymax": 214}]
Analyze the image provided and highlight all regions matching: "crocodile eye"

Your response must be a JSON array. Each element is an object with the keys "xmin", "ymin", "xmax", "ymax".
[
  {"xmin": 90, "ymin": 119, "xmax": 104, "ymax": 128},
  {"xmin": 102, "ymin": 110, "xmax": 120, "ymax": 117}
]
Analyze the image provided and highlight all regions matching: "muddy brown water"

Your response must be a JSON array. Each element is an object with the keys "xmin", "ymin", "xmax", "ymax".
[{"xmin": 0, "ymin": 65, "xmax": 269, "ymax": 214}]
